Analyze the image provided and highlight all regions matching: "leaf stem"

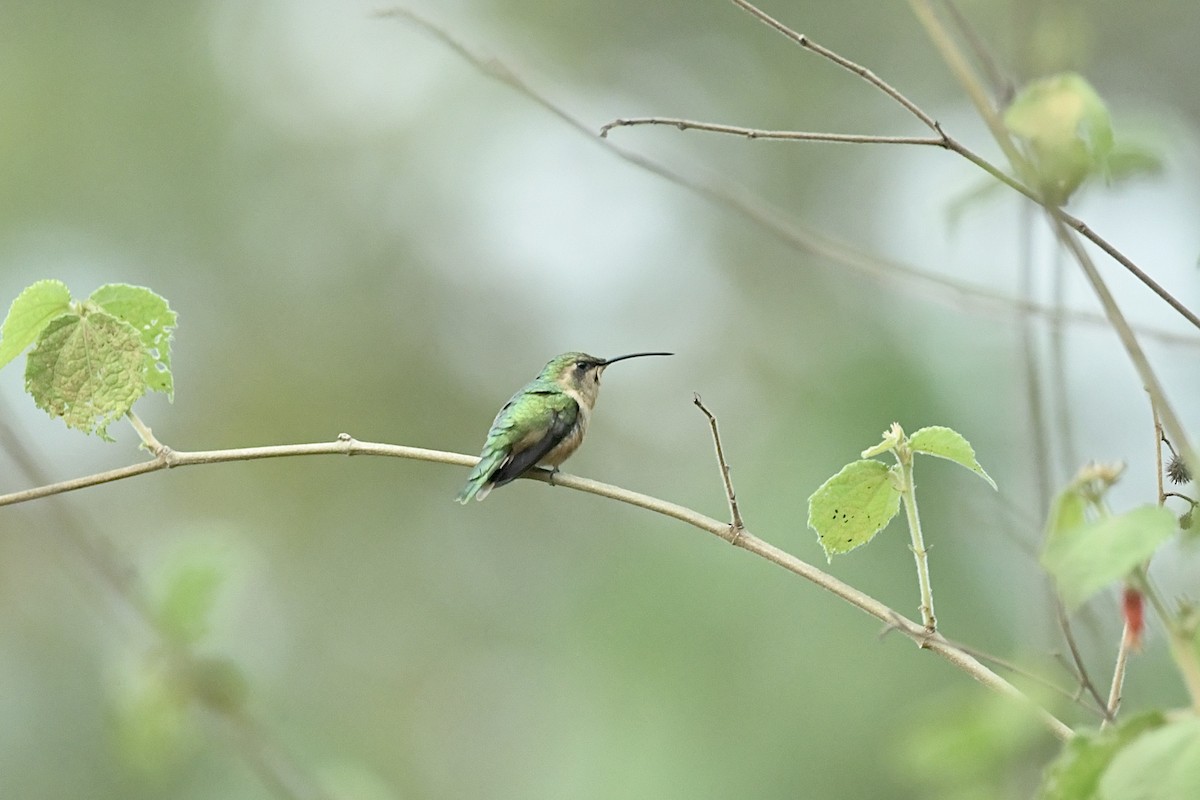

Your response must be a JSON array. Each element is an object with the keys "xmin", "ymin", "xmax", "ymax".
[{"xmin": 898, "ymin": 444, "xmax": 937, "ymax": 632}]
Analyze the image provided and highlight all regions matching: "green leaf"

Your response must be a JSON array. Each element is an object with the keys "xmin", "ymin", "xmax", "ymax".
[
  {"xmin": 1005, "ymin": 72, "xmax": 1114, "ymax": 204},
  {"xmin": 909, "ymin": 426, "xmax": 998, "ymax": 490},
  {"xmin": 1037, "ymin": 712, "xmax": 1165, "ymax": 800},
  {"xmin": 89, "ymin": 283, "xmax": 177, "ymax": 400},
  {"xmin": 1041, "ymin": 504, "xmax": 1177, "ymax": 610},
  {"xmin": 808, "ymin": 459, "xmax": 903, "ymax": 559},
  {"xmin": 24, "ymin": 311, "xmax": 146, "ymax": 440},
  {"xmin": 1100, "ymin": 717, "xmax": 1200, "ymax": 800},
  {"xmin": 0, "ymin": 279, "xmax": 72, "ymax": 370}
]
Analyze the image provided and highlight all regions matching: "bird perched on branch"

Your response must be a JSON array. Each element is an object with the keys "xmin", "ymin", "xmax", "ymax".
[{"xmin": 456, "ymin": 351, "xmax": 672, "ymax": 503}]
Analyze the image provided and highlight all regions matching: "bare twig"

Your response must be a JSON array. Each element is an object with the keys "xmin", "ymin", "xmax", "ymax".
[
  {"xmin": 1058, "ymin": 210, "xmax": 1200, "ymax": 333},
  {"xmin": 1, "ymin": 430, "xmax": 1073, "ymax": 740},
  {"xmin": 934, "ymin": 630, "xmax": 1098, "ymax": 712},
  {"xmin": 1105, "ymin": 621, "xmax": 1133, "ymax": 727},
  {"xmin": 692, "ymin": 395, "xmax": 745, "ymax": 534},
  {"xmin": 728, "ymin": 0, "xmax": 942, "ymax": 132},
  {"xmin": 600, "ymin": 117, "xmax": 946, "ymax": 148},
  {"xmin": 1055, "ymin": 600, "xmax": 1113, "ymax": 721}
]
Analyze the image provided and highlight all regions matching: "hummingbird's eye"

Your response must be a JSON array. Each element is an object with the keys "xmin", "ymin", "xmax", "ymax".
[{"xmin": 575, "ymin": 361, "xmax": 588, "ymax": 371}]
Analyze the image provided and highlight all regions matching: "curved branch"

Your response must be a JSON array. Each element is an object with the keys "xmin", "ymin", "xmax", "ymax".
[{"xmin": 0, "ymin": 433, "xmax": 1074, "ymax": 741}]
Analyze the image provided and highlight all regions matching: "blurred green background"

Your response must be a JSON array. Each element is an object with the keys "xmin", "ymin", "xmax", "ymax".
[{"xmin": 2, "ymin": 1, "xmax": 1199, "ymax": 798}]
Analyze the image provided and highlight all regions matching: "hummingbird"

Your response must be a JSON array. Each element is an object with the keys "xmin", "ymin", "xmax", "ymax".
[{"xmin": 455, "ymin": 351, "xmax": 673, "ymax": 503}]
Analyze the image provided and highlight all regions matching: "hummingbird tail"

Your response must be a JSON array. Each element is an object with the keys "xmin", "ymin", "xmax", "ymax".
[{"xmin": 455, "ymin": 449, "xmax": 506, "ymax": 504}]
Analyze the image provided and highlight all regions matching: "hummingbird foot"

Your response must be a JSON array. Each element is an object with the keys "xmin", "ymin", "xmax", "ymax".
[{"xmin": 546, "ymin": 466, "xmax": 561, "ymax": 486}]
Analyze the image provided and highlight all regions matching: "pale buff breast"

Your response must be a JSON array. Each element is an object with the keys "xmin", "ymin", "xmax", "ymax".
[{"xmin": 542, "ymin": 390, "xmax": 591, "ymax": 467}]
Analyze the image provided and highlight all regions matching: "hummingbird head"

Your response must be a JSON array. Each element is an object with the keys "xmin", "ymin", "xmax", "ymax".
[{"xmin": 542, "ymin": 351, "xmax": 673, "ymax": 409}]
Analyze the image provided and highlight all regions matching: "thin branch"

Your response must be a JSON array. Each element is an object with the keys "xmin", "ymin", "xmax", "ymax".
[
  {"xmin": 693, "ymin": 395, "xmax": 745, "ymax": 533},
  {"xmin": 1104, "ymin": 621, "xmax": 1133, "ymax": 728},
  {"xmin": 1058, "ymin": 210, "xmax": 1200, "ymax": 332},
  {"xmin": 929, "ymin": 630, "xmax": 1096, "ymax": 712},
  {"xmin": 0, "ymin": 436, "xmax": 470, "ymax": 508},
  {"xmin": 599, "ymin": 117, "xmax": 947, "ymax": 148},
  {"xmin": 0, "ymin": 432, "xmax": 1073, "ymax": 740},
  {"xmin": 728, "ymin": 0, "xmax": 942, "ymax": 133},
  {"xmin": 1055, "ymin": 600, "xmax": 1113, "ymax": 721},
  {"xmin": 127, "ymin": 409, "xmax": 167, "ymax": 454}
]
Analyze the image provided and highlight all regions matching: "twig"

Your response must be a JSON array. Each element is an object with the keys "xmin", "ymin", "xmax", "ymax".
[
  {"xmin": 1058, "ymin": 210, "xmax": 1200, "ymax": 333},
  {"xmin": 1104, "ymin": 621, "xmax": 1133, "ymax": 728},
  {"xmin": 599, "ymin": 117, "xmax": 946, "ymax": 148},
  {"xmin": 692, "ymin": 395, "xmax": 745, "ymax": 534},
  {"xmin": 728, "ymin": 0, "xmax": 942, "ymax": 132},
  {"xmin": 127, "ymin": 409, "xmax": 167, "ymax": 455},
  {"xmin": 0, "ymin": 430, "xmax": 1073, "ymax": 740},
  {"xmin": 896, "ymin": 437, "xmax": 937, "ymax": 633},
  {"xmin": 1055, "ymin": 600, "xmax": 1113, "ymax": 721},
  {"xmin": 933, "ymin": 630, "xmax": 1096, "ymax": 712}
]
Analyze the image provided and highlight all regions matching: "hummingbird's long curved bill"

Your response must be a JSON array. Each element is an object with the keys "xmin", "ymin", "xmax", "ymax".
[{"xmin": 601, "ymin": 352, "xmax": 673, "ymax": 366}]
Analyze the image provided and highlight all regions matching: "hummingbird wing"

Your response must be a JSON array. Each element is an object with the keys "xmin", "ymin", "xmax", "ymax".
[
  {"xmin": 455, "ymin": 383, "xmax": 579, "ymax": 503},
  {"xmin": 487, "ymin": 389, "xmax": 578, "ymax": 489}
]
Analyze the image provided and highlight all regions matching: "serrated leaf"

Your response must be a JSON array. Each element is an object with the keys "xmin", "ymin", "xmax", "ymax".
[
  {"xmin": 1005, "ymin": 72, "xmax": 1113, "ymax": 204},
  {"xmin": 24, "ymin": 311, "xmax": 146, "ymax": 440},
  {"xmin": 909, "ymin": 426, "xmax": 997, "ymax": 490},
  {"xmin": 808, "ymin": 459, "xmax": 903, "ymax": 559},
  {"xmin": 1099, "ymin": 717, "xmax": 1200, "ymax": 800},
  {"xmin": 89, "ymin": 284, "xmax": 177, "ymax": 400},
  {"xmin": 1041, "ymin": 504, "xmax": 1177, "ymax": 610},
  {"xmin": 0, "ymin": 279, "xmax": 72, "ymax": 370},
  {"xmin": 1037, "ymin": 712, "xmax": 1165, "ymax": 800}
]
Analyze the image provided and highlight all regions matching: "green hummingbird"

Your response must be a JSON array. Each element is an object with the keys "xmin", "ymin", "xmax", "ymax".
[{"xmin": 455, "ymin": 351, "xmax": 673, "ymax": 503}]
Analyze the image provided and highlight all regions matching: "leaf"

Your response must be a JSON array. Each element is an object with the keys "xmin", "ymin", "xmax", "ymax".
[
  {"xmin": 1037, "ymin": 712, "xmax": 1165, "ymax": 800},
  {"xmin": 24, "ymin": 311, "xmax": 146, "ymax": 440},
  {"xmin": 1005, "ymin": 72, "xmax": 1114, "ymax": 204},
  {"xmin": 0, "ymin": 279, "xmax": 72, "ymax": 370},
  {"xmin": 1099, "ymin": 717, "xmax": 1200, "ymax": 800},
  {"xmin": 909, "ymin": 426, "xmax": 997, "ymax": 490},
  {"xmin": 1041, "ymin": 504, "xmax": 1177, "ymax": 610},
  {"xmin": 89, "ymin": 283, "xmax": 177, "ymax": 400},
  {"xmin": 808, "ymin": 459, "xmax": 903, "ymax": 559}
]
